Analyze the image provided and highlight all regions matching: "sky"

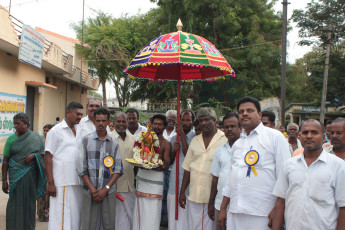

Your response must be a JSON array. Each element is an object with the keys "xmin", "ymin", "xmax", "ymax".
[{"xmin": 1, "ymin": 0, "xmax": 313, "ymax": 96}]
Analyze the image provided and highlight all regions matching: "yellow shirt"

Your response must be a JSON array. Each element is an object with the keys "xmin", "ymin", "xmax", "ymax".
[
  {"xmin": 111, "ymin": 130, "xmax": 136, "ymax": 193},
  {"xmin": 182, "ymin": 129, "xmax": 227, "ymax": 203}
]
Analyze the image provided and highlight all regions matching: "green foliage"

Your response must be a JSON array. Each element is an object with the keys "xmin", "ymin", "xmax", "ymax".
[
  {"xmin": 285, "ymin": 44, "xmax": 345, "ymax": 106},
  {"xmin": 73, "ymin": 9, "xmax": 162, "ymax": 107},
  {"xmin": 193, "ymin": 98, "xmax": 232, "ymax": 119},
  {"xmin": 290, "ymin": 0, "xmax": 345, "ymax": 106},
  {"xmin": 292, "ymin": 0, "xmax": 345, "ymax": 47}
]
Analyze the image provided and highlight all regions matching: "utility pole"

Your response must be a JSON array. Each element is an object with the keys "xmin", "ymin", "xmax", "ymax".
[
  {"xmin": 320, "ymin": 30, "xmax": 332, "ymax": 125},
  {"xmin": 280, "ymin": 0, "xmax": 288, "ymax": 126}
]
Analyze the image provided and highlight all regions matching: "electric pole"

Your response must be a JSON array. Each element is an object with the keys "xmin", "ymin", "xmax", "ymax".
[{"xmin": 280, "ymin": 0, "xmax": 288, "ymax": 126}]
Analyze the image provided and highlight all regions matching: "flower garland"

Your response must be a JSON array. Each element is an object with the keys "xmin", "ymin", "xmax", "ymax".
[{"xmin": 131, "ymin": 130, "xmax": 163, "ymax": 169}]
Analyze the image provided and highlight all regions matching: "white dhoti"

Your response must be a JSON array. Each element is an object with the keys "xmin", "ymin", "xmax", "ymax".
[
  {"xmin": 188, "ymin": 200, "xmax": 215, "ymax": 230},
  {"xmin": 167, "ymin": 193, "xmax": 190, "ymax": 230},
  {"xmin": 48, "ymin": 185, "xmax": 82, "ymax": 230},
  {"xmin": 132, "ymin": 169, "xmax": 164, "ymax": 230},
  {"xmin": 115, "ymin": 192, "xmax": 135, "ymax": 230},
  {"xmin": 227, "ymin": 212, "xmax": 271, "ymax": 230}
]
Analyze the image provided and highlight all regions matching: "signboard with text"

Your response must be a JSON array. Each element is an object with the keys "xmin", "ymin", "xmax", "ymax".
[
  {"xmin": 18, "ymin": 24, "xmax": 45, "ymax": 69},
  {"xmin": 0, "ymin": 92, "xmax": 26, "ymax": 137}
]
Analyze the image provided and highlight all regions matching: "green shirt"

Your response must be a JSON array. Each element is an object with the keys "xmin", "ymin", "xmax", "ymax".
[{"xmin": 3, "ymin": 134, "xmax": 18, "ymax": 157}]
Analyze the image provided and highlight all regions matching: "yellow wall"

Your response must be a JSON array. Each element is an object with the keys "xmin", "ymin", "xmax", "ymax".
[
  {"xmin": 0, "ymin": 50, "xmax": 46, "ymax": 94},
  {"xmin": 0, "ymin": 49, "xmax": 88, "ymax": 153}
]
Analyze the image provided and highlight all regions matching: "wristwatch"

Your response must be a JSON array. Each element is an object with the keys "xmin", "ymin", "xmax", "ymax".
[{"xmin": 105, "ymin": 185, "xmax": 110, "ymax": 190}]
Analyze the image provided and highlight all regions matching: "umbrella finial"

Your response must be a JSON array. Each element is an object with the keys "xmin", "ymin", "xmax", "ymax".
[{"xmin": 176, "ymin": 18, "xmax": 183, "ymax": 31}]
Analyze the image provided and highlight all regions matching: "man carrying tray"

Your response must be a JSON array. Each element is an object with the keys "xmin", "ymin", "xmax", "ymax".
[{"xmin": 132, "ymin": 114, "xmax": 171, "ymax": 230}]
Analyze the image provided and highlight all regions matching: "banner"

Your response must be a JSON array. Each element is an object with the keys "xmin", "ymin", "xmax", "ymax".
[
  {"xmin": 18, "ymin": 24, "xmax": 45, "ymax": 69},
  {"xmin": 0, "ymin": 92, "xmax": 26, "ymax": 137}
]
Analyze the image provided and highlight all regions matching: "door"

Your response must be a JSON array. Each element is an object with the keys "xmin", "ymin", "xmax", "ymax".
[{"xmin": 26, "ymin": 86, "xmax": 35, "ymax": 130}]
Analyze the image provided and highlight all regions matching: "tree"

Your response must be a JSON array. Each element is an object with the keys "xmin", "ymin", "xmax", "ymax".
[
  {"xmin": 292, "ymin": 0, "xmax": 345, "ymax": 122},
  {"xmin": 73, "ymin": 12, "xmax": 116, "ymax": 108},
  {"xmin": 73, "ymin": 10, "xmax": 162, "ymax": 107}
]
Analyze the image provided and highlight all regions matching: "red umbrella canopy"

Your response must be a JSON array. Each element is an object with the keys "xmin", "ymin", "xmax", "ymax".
[{"xmin": 124, "ymin": 31, "xmax": 235, "ymax": 81}]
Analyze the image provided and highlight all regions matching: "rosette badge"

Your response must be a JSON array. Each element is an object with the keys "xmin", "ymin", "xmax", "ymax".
[
  {"xmin": 104, "ymin": 156, "xmax": 114, "ymax": 175},
  {"xmin": 244, "ymin": 149, "xmax": 259, "ymax": 177}
]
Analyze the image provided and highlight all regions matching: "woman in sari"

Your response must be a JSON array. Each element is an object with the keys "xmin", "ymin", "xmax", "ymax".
[{"xmin": 1, "ymin": 113, "xmax": 46, "ymax": 230}]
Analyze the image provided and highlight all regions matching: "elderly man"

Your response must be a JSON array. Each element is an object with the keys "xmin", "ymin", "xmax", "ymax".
[
  {"xmin": 78, "ymin": 108, "xmax": 122, "ymax": 230},
  {"xmin": 133, "ymin": 114, "xmax": 171, "ymax": 230},
  {"xmin": 261, "ymin": 110, "xmax": 276, "ymax": 128},
  {"xmin": 325, "ymin": 118, "xmax": 345, "ymax": 160},
  {"xmin": 218, "ymin": 96, "xmax": 290, "ymax": 230},
  {"xmin": 111, "ymin": 112, "xmax": 136, "ymax": 230},
  {"xmin": 126, "ymin": 108, "xmax": 147, "ymax": 137},
  {"xmin": 179, "ymin": 107, "xmax": 227, "ymax": 230},
  {"xmin": 208, "ymin": 112, "xmax": 241, "ymax": 230},
  {"xmin": 79, "ymin": 98, "xmax": 111, "ymax": 138},
  {"xmin": 272, "ymin": 119, "xmax": 345, "ymax": 230},
  {"xmin": 164, "ymin": 110, "xmax": 177, "ymax": 141},
  {"xmin": 287, "ymin": 123, "xmax": 302, "ymax": 155},
  {"xmin": 168, "ymin": 109, "xmax": 196, "ymax": 230},
  {"xmin": 45, "ymin": 101, "xmax": 84, "ymax": 230}
]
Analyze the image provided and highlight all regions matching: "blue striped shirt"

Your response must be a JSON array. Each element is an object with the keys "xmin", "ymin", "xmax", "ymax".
[{"xmin": 78, "ymin": 131, "xmax": 123, "ymax": 194}]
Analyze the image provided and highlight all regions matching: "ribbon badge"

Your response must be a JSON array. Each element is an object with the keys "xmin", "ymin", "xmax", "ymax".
[
  {"xmin": 244, "ymin": 149, "xmax": 259, "ymax": 177},
  {"xmin": 104, "ymin": 156, "xmax": 114, "ymax": 175}
]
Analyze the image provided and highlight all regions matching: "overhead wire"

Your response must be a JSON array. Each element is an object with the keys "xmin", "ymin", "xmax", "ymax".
[{"xmin": 84, "ymin": 39, "xmax": 283, "ymax": 62}]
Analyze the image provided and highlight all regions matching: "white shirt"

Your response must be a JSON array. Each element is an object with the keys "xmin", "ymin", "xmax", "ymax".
[
  {"xmin": 126, "ymin": 123, "xmax": 147, "ymax": 138},
  {"xmin": 45, "ymin": 119, "xmax": 81, "ymax": 187},
  {"xmin": 223, "ymin": 122, "xmax": 290, "ymax": 216},
  {"xmin": 273, "ymin": 150, "xmax": 345, "ymax": 230},
  {"xmin": 163, "ymin": 128, "xmax": 176, "ymax": 142},
  {"xmin": 79, "ymin": 115, "xmax": 111, "ymax": 139},
  {"xmin": 209, "ymin": 142, "xmax": 231, "ymax": 210},
  {"xmin": 287, "ymin": 137, "xmax": 302, "ymax": 156}
]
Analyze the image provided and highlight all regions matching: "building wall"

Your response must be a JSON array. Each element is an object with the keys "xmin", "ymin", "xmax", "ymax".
[
  {"xmin": 0, "ymin": 7, "xmax": 18, "ymax": 46},
  {"xmin": 0, "ymin": 49, "xmax": 46, "ymax": 94},
  {"xmin": 36, "ymin": 28, "xmax": 88, "ymax": 73},
  {"xmin": 0, "ymin": 49, "xmax": 88, "ymax": 152}
]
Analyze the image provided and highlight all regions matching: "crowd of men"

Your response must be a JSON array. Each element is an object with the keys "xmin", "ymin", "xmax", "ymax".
[{"xmin": 2, "ymin": 96, "xmax": 345, "ymax": 230}]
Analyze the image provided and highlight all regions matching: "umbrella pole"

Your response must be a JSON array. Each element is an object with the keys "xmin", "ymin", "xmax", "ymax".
[{"xmin": 175, "ymin": 80, "xmax": 181, "ymax": 220}]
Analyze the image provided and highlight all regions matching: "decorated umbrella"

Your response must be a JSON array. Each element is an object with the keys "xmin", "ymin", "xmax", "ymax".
[{"xmin": 124, "ymin": 19, "xmax": 236, "ymax": 219}]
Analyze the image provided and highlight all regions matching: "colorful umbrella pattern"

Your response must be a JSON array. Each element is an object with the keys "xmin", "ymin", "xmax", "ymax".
[{"xmin": 124, "ymin": 31, "xmax": 235, "ymax": 82}]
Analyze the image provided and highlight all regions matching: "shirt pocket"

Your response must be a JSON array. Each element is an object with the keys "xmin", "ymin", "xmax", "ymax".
[
  {"xmin": 252, "ymin": 147, "xmax": 274, "ymax": 169},
  {"xmin": 308, "ymin": 180, "xmax": 333, "ymax": 204}
]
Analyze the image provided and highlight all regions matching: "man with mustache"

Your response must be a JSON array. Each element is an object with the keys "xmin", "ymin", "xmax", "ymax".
[
  {"xmin": 218, "ymin": 96, "xmax": 290, "ymax": 230},
  {"xmin": 133, "ymin": 114, "xmax": 171, "ymax": 230},
  {"xmin": 287, "ymin": 123, "xmax": 302, "ymax": 156},
  {"xmin": 168, "ymin": 109, "xmax": 196, "ymax": 230},
  {"xmin": 126, "ymin": 108, "xmax": 147, "ymax": 137},
  {"xmin": 272, "ymin": 119, "xmax": 345, "ymax": 230},
  {"xmin": 45, "ymin": 101, "xmax": 84, "ymax": 230},
  {"xmin": 325, "ymin": 117, "xmax": 345, "ymax": 160},
  {"xmin": 78, "ymin": 108, "xmax": 122, "ymax": 230},
  {"xmin": 179, "ymin": 107, "xmax": 227, "ymax": 230},
  {"xmin": 208, "ymin": 112, "xmax": 242, "ymax": 230}
]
